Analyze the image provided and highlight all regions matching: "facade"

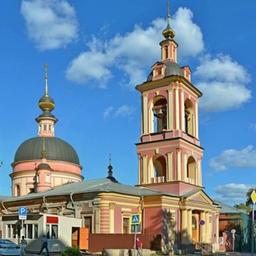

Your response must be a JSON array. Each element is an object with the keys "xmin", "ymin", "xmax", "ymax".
[
  {"xmin": 0, "ymin": 5, "xmax": 221, "ymax": 254},
  {"xmin": 11, "ymin": 65, "xmax": 83, "ymax": 197},
  {"xmin": 218, "ymin": 202, "xmax": 250, "ymax": 252}
]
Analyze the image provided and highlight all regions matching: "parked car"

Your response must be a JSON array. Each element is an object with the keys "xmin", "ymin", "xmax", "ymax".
[{"xmin": 0, "ymin": 239, "xmax": 20, "ymax": 256}]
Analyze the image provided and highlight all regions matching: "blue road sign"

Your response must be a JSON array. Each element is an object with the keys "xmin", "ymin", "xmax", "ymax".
[
  {"xmin": 131, "ymin": 214, "xmax": 141, "ymax": 224},
  {"xmin": 18, "ymin": 207, "xmax": 27, "ymax": 220}
]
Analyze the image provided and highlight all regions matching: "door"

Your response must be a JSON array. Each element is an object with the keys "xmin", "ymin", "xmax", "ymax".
[
  {"xmin": 72, "ymin": 227, "xmax": 79, "ymax": 248},
  {"xmin": 79, "ymin": 227, "xmax": 89, "ymax": 250}
]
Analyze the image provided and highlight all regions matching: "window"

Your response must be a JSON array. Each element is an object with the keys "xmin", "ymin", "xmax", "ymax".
[
  {"xmin": 123, "ymin": 218, "xmax": 130, "ymax": 234},
  {"xmin": 34, "ymin": 224, "xmax": 38, "ymax": 239},
  {"xmin": 152, "ymin": 96, "xmax": 167, "ymax": 133},
  {"xmin": 84, "ymin": 216, "xmax": 92, "ymax": 233},
  {"xmin": 187, "ymin": 156, "xmax": 196, "ymax": 183},
  {"xmin": 165, "ymin": 46, "xmax": 168, "ymax": 59},
  {"xmin": 16, "ymin": 184, "xmax": 21, "ymax": 196},
  {"xmin": 152, "ymin": 155, "xmax": 166, "ymax": 183},
  {"xmin": 156, "ymin": 68, "xmax": 162, "ymax": 76},
  {"xmin": 27, "ymin": 224, "xmax": 33, "ymax": 239},
  {"xmin": 192, "ymin": 216, "xmax": 197, "ymax": 230},
  {"xmin": 51, "ymin": 225, "xmax": 58, "ymax": 239},
  {"xmin": 184, "ymin": 99, "xmax": 194, "ymax": 136}
]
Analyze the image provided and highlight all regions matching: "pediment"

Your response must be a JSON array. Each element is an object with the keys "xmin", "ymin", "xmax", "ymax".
[{"xmin": 185, "ymin": 190, "xmax": 214, "ymax": 206}]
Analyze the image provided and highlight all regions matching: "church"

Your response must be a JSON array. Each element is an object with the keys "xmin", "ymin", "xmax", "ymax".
[{"xmin": 0, "ymin": 3, "xmax": 220, "ymax": 254}]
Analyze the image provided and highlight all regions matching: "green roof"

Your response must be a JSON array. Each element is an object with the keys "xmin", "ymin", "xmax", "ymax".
[
  {"xmin": 14, "ymin": 137, "xmax": 80, "ymax": 165},
  {"xmin": 2, "ymin": 178, "xmax": 177, "ymax": 203},
  {"xmin": 217, "ymin": 201, "xmax": 247, "ymax": 214}
]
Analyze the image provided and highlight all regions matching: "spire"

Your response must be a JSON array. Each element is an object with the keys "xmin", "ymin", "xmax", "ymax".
[
  {"xmin": 44, "ymin": 64, "xmax": 48, "ymax": 96},
  {"xmin": 106, "ymin": 154, "xmax": 118, "ymax": 183},
  {"xmin": 162, "ymin": 0, "xmax": 175, "ymax": 39},
  {"xmin": 36, "ymin": 65, "xmax": 57, "ymax": 137}
]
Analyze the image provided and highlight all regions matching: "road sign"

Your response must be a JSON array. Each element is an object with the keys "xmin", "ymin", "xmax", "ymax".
[
  {"xmin": 199, "ymin": 220, "xmax": 205, "ymax": 225},
  {"xmin": 251, "ymin": 190, "xmax": 256, "ymax": 204},
  {"xmin": 131, "ymin": 214, "xmax": 141, "ymax": 224},
  {"xmin": 18, "ymin": 207, "xmax": 27, "ymax": 220}
]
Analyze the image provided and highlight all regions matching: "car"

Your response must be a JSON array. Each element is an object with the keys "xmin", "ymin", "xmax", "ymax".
[{"xmin": 0, "ymin": 239, "xmax": 20, "ymax": 256}]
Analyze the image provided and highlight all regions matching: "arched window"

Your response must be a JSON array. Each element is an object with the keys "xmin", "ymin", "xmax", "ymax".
[
  {"xmin": 187, "ymin": 156, "xmax": 196, "ymax": 183},
  {"xmin": 16, "ymin": 184, "xmax": 21, "ymax": 197},
  {"xmin": 165, "ymin": 46, "xmax": 168, "ymax": 59},
  {"xmin": 152, "ymin": 96, "xmax": 167, "ymax": 133},
  {"xmin": 184, "ymin": 99, "xmax": 194, "ymax": 136},
  {"xmin": 152, "ymin": 155, "xmax": 166, "ymax": 183}
]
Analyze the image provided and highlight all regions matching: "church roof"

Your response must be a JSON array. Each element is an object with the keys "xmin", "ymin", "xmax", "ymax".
[
  {"xmin": 14, "ymin": 137, "xmax": 80, "ymax": 165},
  {"xmin": 2, "ymin": 178, "xmax": 178, "ymax": 203},
  {"xmin": 217, "ymin": 201, "xmax": 247, "ymax": 214}
]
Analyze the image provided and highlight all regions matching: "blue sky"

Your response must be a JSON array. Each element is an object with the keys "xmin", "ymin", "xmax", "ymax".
[{"xmin": 0, "ymin": 0, "xmax": 255, "ymax": 205}]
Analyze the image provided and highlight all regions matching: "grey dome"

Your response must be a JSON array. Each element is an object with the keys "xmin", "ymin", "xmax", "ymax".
[
  {"xmin": 14, "ymin": 137, "xmax": 80, "ymax": 165},
  {"xmin": 147, "ymin": 61, "xmax": 183, "ymax": 82},
  {"xmin": 165, "ymin": 61, "xmax": 183, "ymax": 77}
]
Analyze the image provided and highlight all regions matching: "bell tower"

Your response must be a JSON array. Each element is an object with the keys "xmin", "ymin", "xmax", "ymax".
[{"xmin": 136, "ymin": 2, "xmax": 203, "ymax": 195}]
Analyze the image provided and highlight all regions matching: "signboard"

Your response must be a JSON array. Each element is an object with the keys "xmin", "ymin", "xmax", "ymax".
[
  {"xmin": 251, "ymin": 190, "xmax": 256, "ymax": 204},
  {"xmin": 46, "ymin": 216, "xmax": 59, "ymax": 224},
  {"xmin": 131, "ymin": 214, "xmax": 141, "ymax": 224},
  {"xmin": 18, "ymin": 207, "xmax": 27, "ymax": 220}
]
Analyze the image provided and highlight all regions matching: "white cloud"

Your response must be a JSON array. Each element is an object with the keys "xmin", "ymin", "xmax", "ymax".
[
  {"xmin": 215, "ymin": 183, "xmax": 253, "ymax": 204},
  {"xmin": 103, "ymin": 105, "xmax": 135, "ymax": 119},
  {"xmin": 66, "ymin": 7, "xmax": 204, "ymax": 87},
  {"xmin": 195, "ymin": 55, "xmax": 251, "ymax": 112},
  {"xmin": 21, "ymin": 0, "xmax": 78, "ymax": 50},
  {"xmin": 210, "ymin": 145, "xmax": 256, "ymax": 171},
  {"xmin": 103, "ymin": 106, "xmax": 114, "ymax": 119}
]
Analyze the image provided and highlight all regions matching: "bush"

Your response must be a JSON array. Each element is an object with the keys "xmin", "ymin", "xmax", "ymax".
[{"xmin": 61, "ymin": 247, "xmax": 80, "ymax": 256}]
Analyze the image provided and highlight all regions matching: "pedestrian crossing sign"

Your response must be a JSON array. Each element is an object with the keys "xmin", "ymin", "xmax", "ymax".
[{"xmin": 131, "ymin": 214, "xmax": 141, "ymax": 224}]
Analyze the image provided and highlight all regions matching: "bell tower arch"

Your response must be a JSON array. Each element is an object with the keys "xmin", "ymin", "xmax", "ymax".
[{"xmin": 136, "ymin": 4, "xmax": 203, "ymax": 195}]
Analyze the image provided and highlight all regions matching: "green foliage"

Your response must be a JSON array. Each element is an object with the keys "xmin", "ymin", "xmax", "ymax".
[
  {"xmin": 234, "ymin": 203, "xmax": 251, "ymax": 213},
  {"xmin": 61, "ymin": 247, "xmax": 80, "ymax": 256}
]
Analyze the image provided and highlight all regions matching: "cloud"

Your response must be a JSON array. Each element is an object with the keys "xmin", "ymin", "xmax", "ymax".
[
  {"xmin": 215, "ymin": 183, "xmax": 253, "ymax": 204},
  {"xmin": 66, "ymin": 7, "xmax": 204, "ymax": 87},
  {"xmin": 210, "ymin": 145, "xmax": 256, "ymax": 171},
  {"xmin": 21, "ymin": 0, "xmax": 78, "ymax": 50},
  {"xmin": 195, "ymin": 55, "xmax": 251, "ymax": 112},
  {"xmin": 103, "ymin": 105, "xmax": 135, "ymax": 119}
]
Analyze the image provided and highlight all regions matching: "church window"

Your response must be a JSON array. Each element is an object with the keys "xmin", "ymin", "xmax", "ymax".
[
  {"xmin": 43, "ymin": 124, "xmax": 47, "ymax": 131},
  {"xmin": 152, "ymin": 96, "xmax": 167, "ymax": 133},
  {"xmin": 165, "ymin": 46, "xmax": 168, "ymax": 59},
  {"xmin": 156, "ymin": 67, "xmax": 162, "ymax": 76},
  {"xmin": 152, "ymin": 154, "xmax": 166, "ymax": 183},
  {"xmin": 123, "ymin": 217, "xmax": 130, "ymax": 234},
  {"xmin": 16, "ymin": 184, "xmax": 20, "ymax": 196},
  {"xmin": 184, "ymin": 99, "xmax": 194, "ymax": 136},
  {"xmin": 187, "ymin": 156, "xmax": 196, "ymax": 183}
]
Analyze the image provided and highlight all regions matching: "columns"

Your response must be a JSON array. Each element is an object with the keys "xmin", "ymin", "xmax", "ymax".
[
  {"xmin": 167, "ymin": 152, "xmax": 173, "ymax": 182},
  {"xmin": 142, "ymin": 156, "xmax": 148, "ymax": 184},
  {"xmin": 142, "ymin": 94, "xmax": 148, "ymax": 134},
  {"xmin": 183, "ymin": 153, "xmax": 187, "ymax": 182},
  {"xmin": 197, "ymin": 159, "xmax": 202, "ymax": 186},
  {"xmin": 109, "ymin": 203, "xmax": 115, "ymax": 233},
  {"xmin": 167, "ymin": 89, "xmax": 173, "ymax": 131},
  {"xmin": 180, "ymin": 90, "xmax": 185, "ymax": 131},
  {"xmin": 174, "ymin": 87, "xmax": 180, "ymax": 130},
  {"xmin": 176, "ymin": 150, "xmax": 181, "ymax": 181},
  {"xmin": 187, "ymin": 209, "xmax": 192, "ymax": 240},
  {"xmin": 195, "ymin": 101, "xmax": 199, "ymax": 139},
  {"xmin": 200, "ymin": 211, "xmax": 206, "ymax": 243},
  {"xmin": 181, "ymin": 209, "xmax": 188, "ymax": 244}
]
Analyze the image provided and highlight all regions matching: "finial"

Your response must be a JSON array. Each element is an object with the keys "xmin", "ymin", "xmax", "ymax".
[
  {"xmin": 44, "ymin": 64, "xmax": 48, "ymax": 96},
  {"xmin": 166, "ymin": 0, "xmax": 171, "ymax": 28},
  {"xmin": 108, "ymin": 154, "xmax": 113, "ymax": 177},
  {"xmin": 162, "ymin": 0, "xmax": 175, "ymax": 39}
]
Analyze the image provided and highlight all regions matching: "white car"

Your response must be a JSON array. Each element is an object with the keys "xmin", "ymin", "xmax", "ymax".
[{"xmin": 0, "ymin": 239, "xmax": 20, "ymax": 256}]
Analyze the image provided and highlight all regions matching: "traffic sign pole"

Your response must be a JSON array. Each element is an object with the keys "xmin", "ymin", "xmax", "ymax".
[{"xmin": 250, "ymin": 191, "xmax": 256, "ymax": 256}]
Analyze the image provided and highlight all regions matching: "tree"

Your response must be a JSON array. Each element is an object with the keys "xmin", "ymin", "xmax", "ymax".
[
  {"xmin": 233, "ymin": 203, "xmax": 251, "ymax": 214},
  {"xmin": 245, "ymin": 188, "xmax": 256, "ymax": 206}
]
